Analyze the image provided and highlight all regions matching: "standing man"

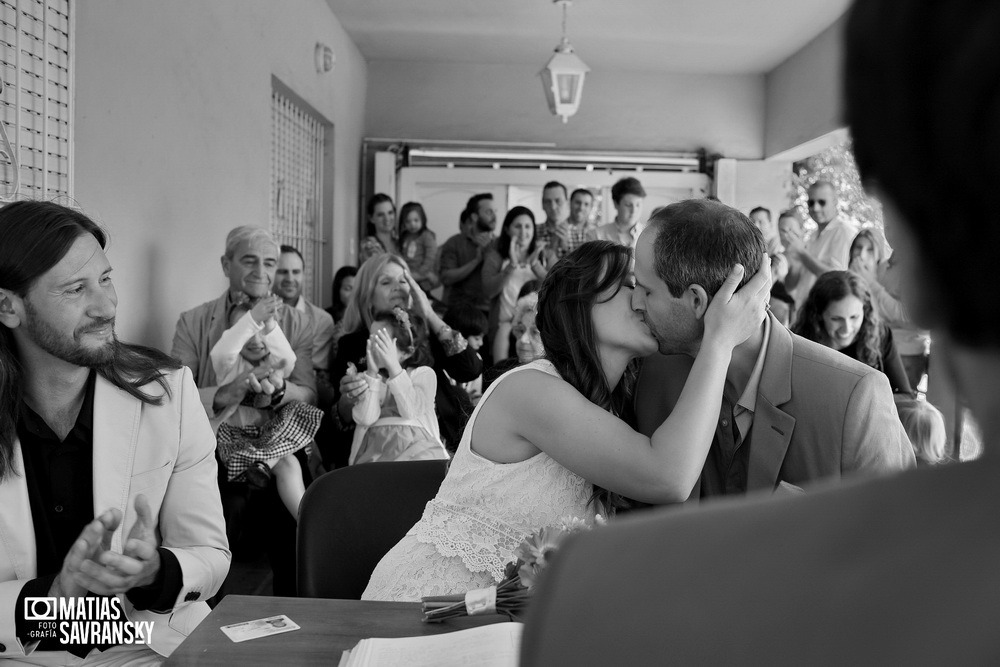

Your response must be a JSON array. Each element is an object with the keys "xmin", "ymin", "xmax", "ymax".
[
  {"xmin": 593, "ymin": 177, "xmax": 646, "ymax": 248},
  {"xmin": 632, "ymin": 199, "xmax": 912, "ymax": 499},
  {"xmin": 439, "ymin": 193, "xmax": 496, "ymax": 316},
  {"xmin": 535, "ymin": 181, "xmax": 568, "ymax": 257},
  {"xmin": 783, "ymin": 180, "xmax": 859, "ymax": 305},
  {"xmin": 563, "ymin": 188, "xmax": 597, "ymax": 255},
  {"xmin": 523, "ymin": 3, "xmax": 1000, "ymax": 662},
  {"xmin": 0, "ymin": 201, "xmax": 229, "ymax": 664},
  {"xmin": 273, "ymin": 244, "xmax": 336, "ymax": 409},
  {"xmin": 171, "ymin": 226, "xmax": 315, "ymax": 597}
]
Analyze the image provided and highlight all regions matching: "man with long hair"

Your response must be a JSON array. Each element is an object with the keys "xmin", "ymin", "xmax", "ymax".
[
  {"xmin": 0, "ymin": 201, "xmax": 228, "ymax": 664},
  {"xmin": 523, "ymin": 2, "xmax": 1000, "ymax": 663}
]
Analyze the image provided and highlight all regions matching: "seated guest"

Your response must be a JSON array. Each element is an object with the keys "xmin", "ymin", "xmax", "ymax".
[
  {"xmin": 523, "ymin": 3, "xmax": 997, "ymax": 662},
  {"xmin": 348, "ymin": 310, "xmax": 448, "ymax": 465},
  {"xmin": 633, "ymin": 201, "xmax": 913, "ymax": 501},
  {"xmin": 398, "ymin": 202, "xmax": 439, "ymax": 293},
  {"xmin": 0, "ymin": 201, "xmax": 229, "ymax": 663},
  {"xmin": 896, "ymin": 398, "xmax": 948, "ymax": 467},
  {"xmin": 360, "ymin": 241, "xmax": 772, "ymax": 601},
  {"xmin": 210, "ymin": 295, "xmax": 323, "ymax": 518},
  {"xmin": 358, "ymin": 193, "xmax": 399, "ymax": 264},
  {"xmin": 443, "ymin": 304, "xmax": 488, "ymax": 403},
  {"xmin": 793, "ymin": 270, "xmax": 913, "ymax": 395},
  {"xmin": 593, "ymin": 177, "xmax": 646, "ymax": 248},
  {"xmin": 330, "ymin": 254, "xmax": 481, "ymax": 464},
  {"xmin": 326, "ymin": 264, "xmax": 357, "ymax": 362},
  {"xmin": 482, "ymin": 206, "xmax": 551, "ymax": 363},
  {"xmin": 172, "ymin": 225, "xmax": 316, "ymax": 597},
  {"xmin": 274, "ymin": 244, "xmax": 336, "ymax": 410},
  {"xmin": 849, "ymin": 230, "xmax": 930, "ymax": 390}
]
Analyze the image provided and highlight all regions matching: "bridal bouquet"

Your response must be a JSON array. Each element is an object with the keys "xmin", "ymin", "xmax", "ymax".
[{"xmin": 421, "ymin": 515, "xmax": 604, "ymax": 623}]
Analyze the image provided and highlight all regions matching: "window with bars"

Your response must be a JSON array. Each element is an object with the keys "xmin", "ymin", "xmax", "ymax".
[
  {"xmin": 0, "ymin": 0, "xmax": 71, "ymax": 202},
  {"xmin": 271, "ymin": 85, "xmax": 328, "ymax": 304}
]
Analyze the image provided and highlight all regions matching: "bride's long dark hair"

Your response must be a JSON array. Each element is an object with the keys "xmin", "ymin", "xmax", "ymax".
[{"xmin": 536, "ymin": 240, "xmax": 640, "ymax": 514}]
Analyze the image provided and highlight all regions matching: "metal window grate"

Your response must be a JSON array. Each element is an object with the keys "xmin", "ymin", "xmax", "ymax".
[
  {"xmin": 0, "ymin": 0, "xmax": 72, "ymax": 201},
  {"xmin": 271, "ymin": 88, "xmax": 325, "ymax": 304}
]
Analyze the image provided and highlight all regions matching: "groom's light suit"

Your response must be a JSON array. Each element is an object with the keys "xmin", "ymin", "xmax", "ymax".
[
  {"xmin": 0, "ymin": 368, "xmax": 230, "ymax": 660},
  {"xmin": 633, "ymin": 313, "xmax": 914, "ymax": 499}
]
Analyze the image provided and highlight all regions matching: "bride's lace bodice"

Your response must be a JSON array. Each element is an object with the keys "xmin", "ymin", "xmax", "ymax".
[{"xmin": 362, "ymin": 359, "xmax": 595, "ymax": 600}]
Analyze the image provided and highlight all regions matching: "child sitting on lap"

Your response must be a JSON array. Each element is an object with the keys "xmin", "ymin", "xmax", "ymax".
[
  {"xmin": 349, "ymin": 307, "xmax": 449, "ymax": 465},
  {"xmin": 211, "ymin": 294, "xmax": 323, "ymax": 517}
]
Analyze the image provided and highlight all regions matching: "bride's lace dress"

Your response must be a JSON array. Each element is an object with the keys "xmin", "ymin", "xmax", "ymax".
[{"xmin": 362, "ymin": 359, "xmax": 595, "ymax": 601}]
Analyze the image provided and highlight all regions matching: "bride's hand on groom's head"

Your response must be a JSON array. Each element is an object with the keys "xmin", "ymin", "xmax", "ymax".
[{"xmin": 703, "ymin": 253, "xmax": 771, "ymax": 350}]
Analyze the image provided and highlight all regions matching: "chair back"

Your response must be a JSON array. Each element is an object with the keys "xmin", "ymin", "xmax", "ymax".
[{"xmin": 296, "ymin": 459, "xmax": 449, "ymax": 599}]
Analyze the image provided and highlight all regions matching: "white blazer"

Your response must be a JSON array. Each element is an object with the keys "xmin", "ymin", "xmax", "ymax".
[{"xmin": 0, "ymin": 367, "xmax": 230, "ymax": 660}]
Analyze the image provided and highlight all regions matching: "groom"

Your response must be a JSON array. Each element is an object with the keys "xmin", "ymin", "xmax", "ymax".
[{"xmin": 630, "ymin": 199, "xmax": 913, "ymax": 499}]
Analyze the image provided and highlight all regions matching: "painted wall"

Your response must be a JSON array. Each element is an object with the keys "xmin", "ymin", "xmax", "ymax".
[
  {"xmin": 365, "ymin": 61, "xmax": 765, "ymax": 159},
  {"xmin": 763, "ymin": 14, "xmax": 846, "ymax": 158},
  {"xmin": 74, "ymin": 0, "xmax": 367, "ymax": 351}
]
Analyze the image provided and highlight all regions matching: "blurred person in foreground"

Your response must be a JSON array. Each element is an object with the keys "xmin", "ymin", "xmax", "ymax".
[{"xmin": 522, "ymin": 2, "xmax": 1000, "ymax": 663}]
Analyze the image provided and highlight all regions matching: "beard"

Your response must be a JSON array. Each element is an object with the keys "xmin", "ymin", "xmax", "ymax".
[{"xmin": 23, "ymin": 299, "xmax": 118, "ymax": 367}]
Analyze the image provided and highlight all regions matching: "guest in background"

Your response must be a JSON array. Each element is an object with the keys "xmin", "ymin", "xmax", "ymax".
[
  {"xmin": 482, "ymin": 206, "xmax": 552, "ymax": 362},
  {"xmin": 348, "ymin": 310, "xmax": 448, "ymax": 465},
  {"xmin": 274, "ymin": 244, "xmax": 336, "ymax": 410},
  {"xmin": 793, "ymin": 270, "xmax": 913, "ymax": 395},
  {"xmin": 329, "ymin": 254, "xmax": 481, "ymax": 465},
  {"xmin": 326, "ymin": 265, "xmax": 357, "ymax": 325},
  {"xmin": 849, "ymin": 230, "xmax": 930, "ymax": 390},
  {"xmin": 535, "ymin": 181, "xmax": 569, "ymax": 255},
  {"xmin": 398, "ymin": 201, "xmax": 439, "ymax": 293},
  {"xmin": 439, "ymin": 193, "xmax": 496, "ymax": 315},
  {"xmin": 593, "ymin": 177, "xmax": 646, "ymax": 248},
  {"xmin": 482, "ymin": 283, "xmax": 541, "ymax": 392},
  {"xmin": 782, "ymin": 181, "xmax": 859, "ymax": 301},
  {"xmin": 777, "ymin": 209, "xmax": 808, "ymax": 316},
  {"xmin": 359, "ymin": 193, "xmax": 399, "ymax": 264},
  {"xmin": 750, "ymin": 205, "xmax": 789, "ymax": 284},
  {"xmin": 564, "ymin": 188, "xmax": 597, "ymax": 254},
  {"xmin": 896, "ymin": 399, "xmax": 948, "ymax": 467},
  {"xmin": 444, "ymin": 304, "xmax": 488, "ymax": 404}
]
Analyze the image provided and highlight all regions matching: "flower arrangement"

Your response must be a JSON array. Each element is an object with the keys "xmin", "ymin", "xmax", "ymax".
[{"xmin": 421, "ymin": 515, "xmax": 603, "ymax": 623}]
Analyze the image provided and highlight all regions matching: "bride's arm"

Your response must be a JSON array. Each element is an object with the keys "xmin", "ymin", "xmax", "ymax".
[{"xmin": 477, "ymin": 260, "xmax": 770, "ymax": 504}]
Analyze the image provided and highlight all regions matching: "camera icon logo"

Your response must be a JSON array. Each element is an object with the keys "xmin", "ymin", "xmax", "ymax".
[{"xmin": 24, "ymin": 597, "xmax": 57, "ymax": 621}]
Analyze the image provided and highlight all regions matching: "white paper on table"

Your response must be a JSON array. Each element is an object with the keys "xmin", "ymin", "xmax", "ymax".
[{"xmin": 341, "ymin": 622, "xmax": 522, "ymax": 667}]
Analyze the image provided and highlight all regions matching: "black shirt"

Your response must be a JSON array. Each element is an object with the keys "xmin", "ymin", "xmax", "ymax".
[{"xmin": 14, "ymin": 371, "xmax": 182, "ymax": 656}]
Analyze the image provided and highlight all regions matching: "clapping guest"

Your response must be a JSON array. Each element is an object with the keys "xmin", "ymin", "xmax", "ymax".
[
  {"xmin": 793, "ymin": 270, "xmax": 913, "ymax": 395},
  {"xmin": 348, "ymin": 310, "xmax": 448, "ymax": 465},
  {"xmin": 398, "ymin": 202, "xmax": 439, "ymax": 293},
  {"xmin": 482, "ymin": 206, "xmax": 552, "ymax": 362},
  {"xmin": 439, "ymin": 194, "xmax": 496, "ymax": 315},
  {"xmin": 359, "ymin": 193, "xmax": 399, "ymax": 264},
  {"xmin": 328, "ymin": 254, "xmax": 481, "ymax": 464}
]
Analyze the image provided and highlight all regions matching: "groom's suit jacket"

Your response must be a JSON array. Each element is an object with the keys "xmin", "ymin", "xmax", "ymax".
[
  {"xmin": 0, "ymin": 368, "xmax": 230, "ymax": 659},
  {"xmin": 633, "ymin": 313, "xmax": 914, "ymax": 499}
]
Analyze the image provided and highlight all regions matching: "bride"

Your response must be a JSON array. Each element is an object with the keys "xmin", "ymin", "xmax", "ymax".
[{"xmin": 363, "ymin": 240, "xmax": 770, "ymax": 600}]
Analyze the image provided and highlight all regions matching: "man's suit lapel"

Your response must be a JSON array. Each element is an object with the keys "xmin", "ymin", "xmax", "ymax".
[
  {"xmin": 203, "ymin": 293, "xmax": 229, "ymax": 386},
  {"xmin": 747, "ymin": 314, "xmax": 796, "ymax": 492},
  {"xmin": 92, "ymin": 374, "xmax": 142, "ymax": 553}
]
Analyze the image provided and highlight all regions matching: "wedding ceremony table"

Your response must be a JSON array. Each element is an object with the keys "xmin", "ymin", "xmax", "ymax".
[{"xmin": 164, "ymin": 595, "xmax": 507, "ymax": 666}]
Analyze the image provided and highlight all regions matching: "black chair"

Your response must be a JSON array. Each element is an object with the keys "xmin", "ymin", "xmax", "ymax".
[{"xmin": 296, "ymin": 459, "xmax": 449, "ymax": 599}]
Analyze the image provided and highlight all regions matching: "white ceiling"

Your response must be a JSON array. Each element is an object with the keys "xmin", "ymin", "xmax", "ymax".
[{"xmin": 326, "ymin": 0, "xmax": 852, "ymax": 74}]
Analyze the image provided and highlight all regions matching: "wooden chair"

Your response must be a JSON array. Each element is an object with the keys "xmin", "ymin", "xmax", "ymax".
[{"xmin": 296, "ymin": 459, "xmax": 449, "ymax": 599}]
